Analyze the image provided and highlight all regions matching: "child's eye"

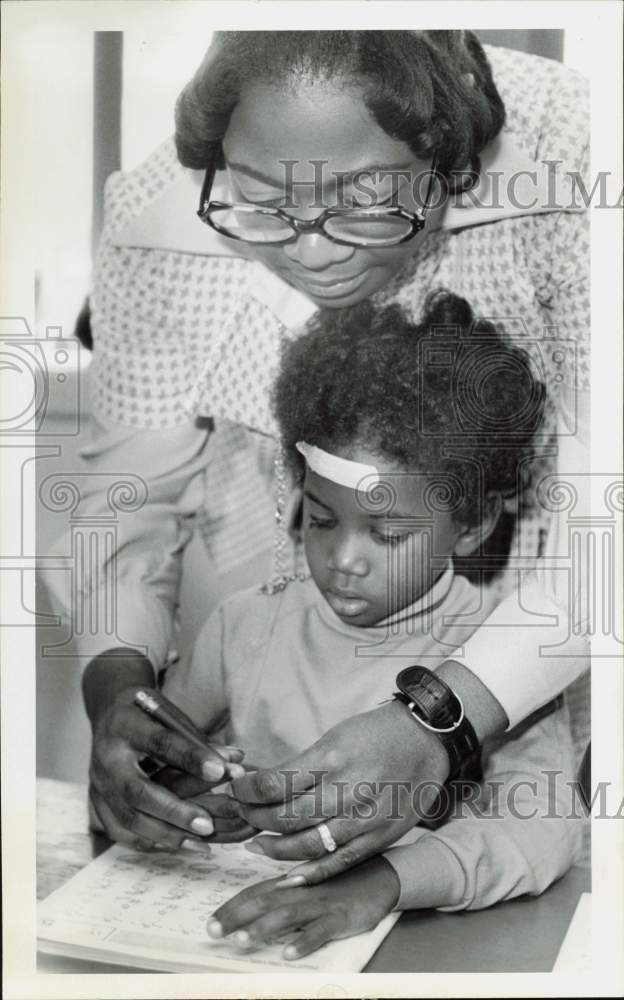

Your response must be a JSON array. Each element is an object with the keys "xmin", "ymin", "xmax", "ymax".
[
  {"xmin": 308, "ymin": 515, "xmax": 335, "ymax": 531},
  {"xmin": 372, "ymin": 528, "xmax": 412, "ymax": 546}
]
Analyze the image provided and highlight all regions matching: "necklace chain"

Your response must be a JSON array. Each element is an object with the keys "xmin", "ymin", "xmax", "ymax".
[{"xmin": 260, "ymin": 438, "xmax": 309, "ymax": 595}]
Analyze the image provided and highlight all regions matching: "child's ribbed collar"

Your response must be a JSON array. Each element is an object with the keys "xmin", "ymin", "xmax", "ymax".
[{"xmin": 315, "ymin": 561, "xmax": 456, "ymax": 638}]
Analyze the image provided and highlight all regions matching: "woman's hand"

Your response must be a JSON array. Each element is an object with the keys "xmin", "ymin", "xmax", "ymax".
[
  {"xmin": 207, "ymin": 856, "xmax": 401, "ymax": 960},
  {"xmin": 230, "ymin": 660, "xmax": 507, "ymax": 882},
  {"xmin": 84, "ymin": 650, "xmax": 247, "ymax": 851},
  {"xmin": 231, "ymin": 700, "xmax": 450, "ymax": 882}
]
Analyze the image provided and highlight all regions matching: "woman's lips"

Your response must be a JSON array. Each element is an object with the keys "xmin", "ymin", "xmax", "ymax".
[
  {"xmin": 324, "ymin": 590, "xmax": 369, "ymax": 618},
  {"xmin": 287, "ymin": 270, "xmax": 369, "ymax": 299}
]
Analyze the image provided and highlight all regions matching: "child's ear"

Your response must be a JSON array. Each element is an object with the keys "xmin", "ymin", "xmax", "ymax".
[
  {"xmin": 286, "ymin": 486, "xmax": 304, "ymax": 542},
  {"xmin": 453, "ymin": 492, "xmax": 503, "ymax": 558}
]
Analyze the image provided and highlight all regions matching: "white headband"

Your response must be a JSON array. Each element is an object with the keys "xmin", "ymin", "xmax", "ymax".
[{"xmin": 296, "ymin": 441, "xmax": 380, "ymax": 491}]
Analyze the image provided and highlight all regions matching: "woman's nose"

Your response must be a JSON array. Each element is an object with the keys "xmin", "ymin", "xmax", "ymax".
[{"xmin": 283, "ymin": 232, "xmax": 355, "ymax": 271}]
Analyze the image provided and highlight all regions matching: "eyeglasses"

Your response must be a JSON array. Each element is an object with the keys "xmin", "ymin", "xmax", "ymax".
[{"xmin": 197, "ymin": 152, "xmax": 439, "ymax": 248}]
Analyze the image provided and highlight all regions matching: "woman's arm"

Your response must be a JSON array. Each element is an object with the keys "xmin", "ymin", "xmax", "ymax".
[
  {"xmin": 384, "ymin": 701, "xmax": 585, "ymax": 910},
  {"xmin": 161, "ymin": 601, "xmax": 230, "ymax": 733},
  {"xmin": 208, "ymin": 701, "xmax": 585, "ymax": 961}
]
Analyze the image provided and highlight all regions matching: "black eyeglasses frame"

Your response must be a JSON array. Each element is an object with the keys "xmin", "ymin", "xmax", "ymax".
[{"xmin": 196, "ymin": 149, "xmax": 440, "ymax": 248}]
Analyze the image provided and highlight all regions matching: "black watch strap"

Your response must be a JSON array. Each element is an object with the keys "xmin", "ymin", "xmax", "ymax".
[{"xmin": 394, "ymin": 666, "xmax": 482, "ymax": 782}]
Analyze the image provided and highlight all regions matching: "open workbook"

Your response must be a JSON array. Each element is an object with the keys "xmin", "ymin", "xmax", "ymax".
[{"xmin": 37, "ymin": 841, "xmax": 399, "ymax": 973}]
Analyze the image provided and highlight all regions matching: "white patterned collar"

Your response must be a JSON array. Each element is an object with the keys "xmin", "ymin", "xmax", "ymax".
[
  {"xmin": 111, "ymin": 130, "xmax": 583, "ymax": 331},
  {"xmin": 246, "ymin": 261, "xmax": 317, "ymax": 329}
]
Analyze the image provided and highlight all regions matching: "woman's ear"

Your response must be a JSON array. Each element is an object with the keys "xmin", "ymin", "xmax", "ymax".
[{"xmin": 453, "ymin": 492, "xmax": 503, "ymax": 558}]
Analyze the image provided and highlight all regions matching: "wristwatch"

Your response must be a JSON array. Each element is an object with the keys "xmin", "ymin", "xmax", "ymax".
[{"xmin": 393, "ymin": 665, "xmax": 482, "ymax": 782}]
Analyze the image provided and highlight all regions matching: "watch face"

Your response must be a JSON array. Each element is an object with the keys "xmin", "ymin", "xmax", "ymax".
[
  {"xmin": 397, "ymin": 665, "xmax": 431, "ymax": 691},
  {"xmin": 397, "ymin": 666, "xmax": 457, "ymax": 725}
]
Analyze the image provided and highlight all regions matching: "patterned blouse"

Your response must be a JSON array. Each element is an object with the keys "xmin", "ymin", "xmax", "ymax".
[{"xmin": 46, "ymin": 45, "xmax": 590, "ymax": 735}]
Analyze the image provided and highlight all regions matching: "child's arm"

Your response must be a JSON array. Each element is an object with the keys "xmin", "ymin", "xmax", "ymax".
[
  {"xmin": 159, "ymin": 605, "xmax": 260, "ymax": 843},
  {"xmin": 162, "ymin": 602, "xmax": 229, "ymax": 733}
]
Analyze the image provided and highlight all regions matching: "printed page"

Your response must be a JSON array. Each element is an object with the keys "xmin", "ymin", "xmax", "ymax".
[{"xmin": 38, "ymin": 842, "xmax": 399, "ymax": 973}]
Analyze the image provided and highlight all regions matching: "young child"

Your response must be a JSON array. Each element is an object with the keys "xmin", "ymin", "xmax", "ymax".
[{"xmin": 162, "ymin": 291, "xmax": 584, "ymax": 960}]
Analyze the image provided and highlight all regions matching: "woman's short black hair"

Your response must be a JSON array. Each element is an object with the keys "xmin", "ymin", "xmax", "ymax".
[
  {"xmin": 273, "ymin": 291, "xmax": 545, "ymax": 527},
  {"xmin": 175, "ymin": 30, "xmax": 505, "ymax": 182}
]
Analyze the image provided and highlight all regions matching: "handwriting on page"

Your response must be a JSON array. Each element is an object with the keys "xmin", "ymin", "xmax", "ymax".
[
  {"xmin": 37, "ymin": 781, "xmax": 399, "ymax": 971},
  {"xmin": 39, "ymin": 843, "xmax": 325, "ymax": 969},
  {"xmin": 38, "ymin": 842, "xmax": 399, "ymax": 971}
]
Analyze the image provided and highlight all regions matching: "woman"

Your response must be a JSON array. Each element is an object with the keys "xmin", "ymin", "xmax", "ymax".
[{"xmin": 46, "ymin": 30, "xmax": 589, "ymax": 869}]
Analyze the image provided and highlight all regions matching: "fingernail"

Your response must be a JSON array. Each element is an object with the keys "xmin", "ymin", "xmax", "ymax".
[
  {"xmin": 283, "ymin": 944, "xmax": 298, "ymax": 960},
  {"xmin": 206, "ymin": 919, "xmax": 223, "ymax": 939},
  {"xmin": 202, "ymin": 760, "xmax": 225, "ymax": 781},
  {"xmin": 181, "ymin": 838, "xmax": 212, "ymax": 853},
  {"xmin": 222, "ymin": 745, "xmax": 245, "ymax": 760},
  {"xmin": 234, "ymin": 930, "xmax": 250, "ymax": 948},
  {"xmin": 190, "ymin": 816, "xmax": 214, "ymax": 835},
  {"xmin": 244, "ymin": 840, "xmax": 265, "ymax": 856},
  {"xmin": 276, "ymin": 874, "xmax": 307, "ymax": 888},
  {"xmin": 228, "ymin": 763, "xmax": 246, "ymax": 780}
]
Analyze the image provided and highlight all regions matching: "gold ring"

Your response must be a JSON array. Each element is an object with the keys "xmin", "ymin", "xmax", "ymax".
[{"xmin": 316, "ymin": 821, "xmax": 338, "ymax": 853}]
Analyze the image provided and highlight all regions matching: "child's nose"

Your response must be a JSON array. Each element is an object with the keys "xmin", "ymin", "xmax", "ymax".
[
  {"xmin": 283, "ymin": 232, "xmax": 355, "ymax": 270},
  {"xmin": 329, "ymin": 536, "xmax": 369, "ymax": 577}
]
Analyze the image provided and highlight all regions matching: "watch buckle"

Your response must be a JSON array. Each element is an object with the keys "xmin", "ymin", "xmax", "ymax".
[{"xmin": 406, "ymin": 698, "xmax": 465, "ymax": 734}]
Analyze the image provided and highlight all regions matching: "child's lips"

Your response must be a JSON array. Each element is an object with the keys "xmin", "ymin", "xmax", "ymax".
[{"xmin": 324, "ymin": 589, "xmax": 369, "ymax": 618}]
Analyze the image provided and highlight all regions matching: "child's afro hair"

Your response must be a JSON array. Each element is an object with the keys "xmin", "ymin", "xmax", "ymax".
[{"xmin": 273, "ymin": 290, "xmax": 545, "ymax": 526}]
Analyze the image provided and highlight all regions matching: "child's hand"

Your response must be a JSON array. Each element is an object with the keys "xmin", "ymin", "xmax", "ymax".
[
  {"xmin": 207, "ymin": 856, "xmax": 400, "ymax": 959},
  {"xmin": 191, "ymin": 792, "xmax": 258, "ymax": 842},
  {"xmin": 154, "ymin": 769, "xmax": 258, "ymax": 843}
]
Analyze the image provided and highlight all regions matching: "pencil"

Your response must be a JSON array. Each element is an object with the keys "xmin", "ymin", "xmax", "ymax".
[{"xmin": 134, "ymin": 689, "xmax": 217, "ymax": 754}]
